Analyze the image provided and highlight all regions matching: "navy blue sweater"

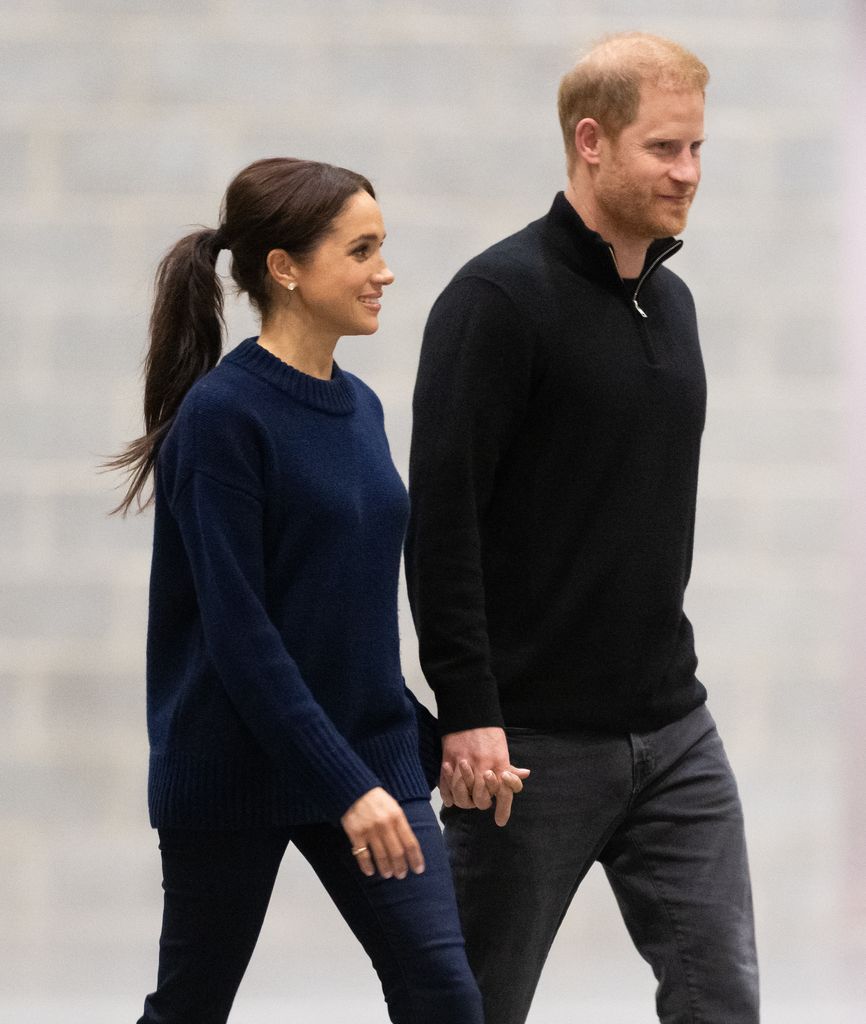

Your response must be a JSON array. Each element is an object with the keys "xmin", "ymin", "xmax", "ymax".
[{"xmin": 146, "ymin": 337, "xmax": 433, "ymax": 828}]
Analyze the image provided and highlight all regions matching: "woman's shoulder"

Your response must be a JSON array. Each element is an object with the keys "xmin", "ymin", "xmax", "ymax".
[
  {"xmin": 173, "ymin": 357, "xmax": 262, "ymax": 433},
  {"xmin": 159, "ymin": 361, "xmax": 268, "ymax": 488},
  {"xmin": 339, "ymin": 368, "xmax": 383, "ymax": 418}
]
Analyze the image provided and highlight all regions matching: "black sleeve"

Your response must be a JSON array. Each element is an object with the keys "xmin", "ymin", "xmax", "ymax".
[{"xmin": 406, "ymin": 274, "xmax": 534, "ymax": 734}]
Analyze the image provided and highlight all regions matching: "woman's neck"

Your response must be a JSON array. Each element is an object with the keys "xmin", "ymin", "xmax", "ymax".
[{"xmin": 257, "ymin": 313, "xmax": 338, "ymax": 380}]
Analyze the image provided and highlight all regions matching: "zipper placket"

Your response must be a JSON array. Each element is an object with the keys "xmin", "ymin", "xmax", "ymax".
[
  {"xmin": 607, "ymin": 241, "xmax": 680, "ymax": 366},
  {"xmin": 631, "ymin": 240, "xmax": 683, "ymax": 318}
]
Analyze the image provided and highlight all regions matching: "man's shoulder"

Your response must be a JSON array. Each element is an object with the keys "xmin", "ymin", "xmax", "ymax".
[
  {"xmin": 450, "ymin": 215, "xmax": 548, "ymax": 296},
  {"xmin": 654, "ymin": 263, "xmax": 697, "ymax": 310}
]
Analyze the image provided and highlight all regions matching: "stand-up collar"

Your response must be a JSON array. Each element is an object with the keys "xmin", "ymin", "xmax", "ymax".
[{"xmin": 543, "ymin": 191, "xmax": 682, "ymax": 285}]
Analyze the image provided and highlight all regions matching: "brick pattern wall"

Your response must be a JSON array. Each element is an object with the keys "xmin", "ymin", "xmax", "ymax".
[{"xmin": 0, "ymin": 1, "xmax": 859, "ymax": 1018}]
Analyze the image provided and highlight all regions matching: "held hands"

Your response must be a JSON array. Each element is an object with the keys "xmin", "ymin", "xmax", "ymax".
[
  {"xmin": 341, "ymin": 787, "xmax": 425, "ymax": 880},
  {"xmin": 440, "ymin": 727, "xmax": 530, "ymax": 827}
]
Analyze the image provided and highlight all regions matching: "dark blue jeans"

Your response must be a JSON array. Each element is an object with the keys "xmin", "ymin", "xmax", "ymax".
[
  {"xmin": 137, "ymin": 799, "xmax": 482, "ymax": 1024},
  {"xmin": 443, "ymin": 704, "xmax": 760, "ymax": 1024}
]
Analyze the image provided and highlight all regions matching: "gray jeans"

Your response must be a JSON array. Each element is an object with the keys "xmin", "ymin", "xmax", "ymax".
[{"xmin": 442, "ymin": 704, "xmax": 759, "ymax": 1024}]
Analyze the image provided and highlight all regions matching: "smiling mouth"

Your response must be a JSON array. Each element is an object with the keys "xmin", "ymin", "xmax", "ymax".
[{"xmin": 359, "ymin": 295, "xmax": 382, "ymax": 308}]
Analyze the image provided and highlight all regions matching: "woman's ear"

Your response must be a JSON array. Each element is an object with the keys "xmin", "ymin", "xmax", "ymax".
[{"xmin": 265, "ymin": 248, "xmax": 298, "ymax": 292}]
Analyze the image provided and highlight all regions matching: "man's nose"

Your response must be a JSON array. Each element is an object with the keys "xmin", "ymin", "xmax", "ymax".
[{"xmin": 670, "ymin": 151, "xmax": 700, "ymax": 185}]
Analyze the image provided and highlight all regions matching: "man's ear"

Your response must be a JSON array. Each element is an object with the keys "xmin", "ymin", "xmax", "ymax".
[{"xmin": 574, "ymin": 118, "xmax": 604, "ymax": 167}]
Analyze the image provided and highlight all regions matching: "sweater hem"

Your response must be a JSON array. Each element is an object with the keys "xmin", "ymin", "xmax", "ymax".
[{"xmin": 147, "ymin": 727, "xmax": 432, "ymax": 829}]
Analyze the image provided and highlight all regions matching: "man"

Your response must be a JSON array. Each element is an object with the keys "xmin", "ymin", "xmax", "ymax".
[{"xmin": 406, "ymin": 32, "xmax": 760, "ymax": 1024}]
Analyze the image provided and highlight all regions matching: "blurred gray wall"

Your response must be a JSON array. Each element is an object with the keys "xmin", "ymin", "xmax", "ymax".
[{"xmin": 1, "ymin": 1, "xmax": 862, "ymax": 1020}]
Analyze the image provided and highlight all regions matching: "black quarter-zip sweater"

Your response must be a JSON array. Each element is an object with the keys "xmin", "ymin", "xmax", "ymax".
[{"xmin": 406, "ymin": 192, "xmax": 708, "ymax": 736}]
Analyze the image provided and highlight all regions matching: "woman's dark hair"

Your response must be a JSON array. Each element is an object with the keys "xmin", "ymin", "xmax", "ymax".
[{"xmin": 106, "ymin": 157, "xmax": 374, "ymax": 514}]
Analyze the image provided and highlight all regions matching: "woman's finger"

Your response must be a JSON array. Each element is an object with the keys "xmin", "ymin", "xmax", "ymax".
[
  {"xmin": 483, "ymin": 769, "xmax": 501, "ymax": 796},
  {"xmin": 395, "ymin": 814, "xmax": 425, "ymax": 875},
  {"xmin": 450, "ymin": 763, "xmax": 474, "ymax": 809},
  {"xmin": 367, "ymin": 832, "xmax": 394, "ymax": 880},
  {"xmin": 459, "ymin": 758, "xmax": 492, "ymax": 810},
  {"xmin": 382, "ymin": 822, "xmax": 409, "ymax": 880},
  {"xmin": 439, "ymin": 761, "xmax": 456, "ymax": 806},
  {"xmin": 350, "ymin": 840, "xmax": 375, "ymax": 877}
]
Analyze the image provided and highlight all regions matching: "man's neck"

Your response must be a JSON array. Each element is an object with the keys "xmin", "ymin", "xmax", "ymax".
[{"xmin": 563, "ymin": 182, "xmax": 649, "ymax": 279}]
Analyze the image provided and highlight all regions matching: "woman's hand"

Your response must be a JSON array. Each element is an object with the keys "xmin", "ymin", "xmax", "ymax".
[{"xmin": 341, "ymin": 787, "xmax": 425, "ymax": 880}]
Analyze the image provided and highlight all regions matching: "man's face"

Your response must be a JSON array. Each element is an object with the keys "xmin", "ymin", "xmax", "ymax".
[{"xmin": 594, "ymin": 85, "xmax": 705, "ymax": 244}]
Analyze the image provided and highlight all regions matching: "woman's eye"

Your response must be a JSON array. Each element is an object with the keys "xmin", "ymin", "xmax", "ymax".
[{"xmin": 353, "ymin": 246, "xmax": 369, "ymax": 259}]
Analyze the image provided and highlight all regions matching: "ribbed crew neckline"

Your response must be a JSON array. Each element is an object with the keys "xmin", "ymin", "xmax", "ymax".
[{"xmin": 223, "ymin": 336, "xmax": 357, "ymax": 415}]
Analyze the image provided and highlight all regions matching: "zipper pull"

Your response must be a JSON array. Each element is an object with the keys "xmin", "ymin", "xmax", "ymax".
[{"xmin": 633, "ymin": 297, "xmax": 648, "ymax": 319}]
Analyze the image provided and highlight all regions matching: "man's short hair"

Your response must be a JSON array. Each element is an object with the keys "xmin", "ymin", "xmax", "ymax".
[{"xmin": 557, "ymin": 32, "xmax": 709, "ymax": 174}]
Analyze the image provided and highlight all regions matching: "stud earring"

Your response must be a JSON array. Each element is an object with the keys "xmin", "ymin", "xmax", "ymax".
[{"xmin": 287, "ymin": 282, "xmax": 296, "ymax": 292}]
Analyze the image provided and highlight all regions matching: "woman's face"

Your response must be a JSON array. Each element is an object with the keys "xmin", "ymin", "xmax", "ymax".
[{"xmin": 290, "ymin": 189, "xmax": 394, "ymax": 340}]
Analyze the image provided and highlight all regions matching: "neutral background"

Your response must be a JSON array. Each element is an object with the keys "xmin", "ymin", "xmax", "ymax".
[{"xmin": 1, "ymin": 1, "xmax": 863, "ymax": 1021}]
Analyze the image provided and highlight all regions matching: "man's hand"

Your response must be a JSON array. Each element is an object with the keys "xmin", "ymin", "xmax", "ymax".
[{"xmin": 439, "ymin": 727, "xmax": 530, "ymax": 826}]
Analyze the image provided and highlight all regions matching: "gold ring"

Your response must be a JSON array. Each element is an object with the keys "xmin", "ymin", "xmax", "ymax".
[{"xmin": 351, "ymin": 846, "xmax": 369, "ymax": 856}]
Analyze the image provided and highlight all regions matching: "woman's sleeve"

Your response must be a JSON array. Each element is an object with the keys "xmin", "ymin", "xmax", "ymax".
[
  {"xmin": 402, "ymin": 683, "xmax": 441, "ymax": 789},
  {"xmin": 166, "ymin": 450, "xmax": 382, "ymax": 823}
]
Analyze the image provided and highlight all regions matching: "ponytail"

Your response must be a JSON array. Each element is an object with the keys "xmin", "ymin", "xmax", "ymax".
[{"xmin": 107, "ymin": 227, "xmax": 225, "ymax": 514}]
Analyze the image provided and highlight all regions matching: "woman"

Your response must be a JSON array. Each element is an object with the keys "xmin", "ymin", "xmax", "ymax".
[{"xmin": 110, "ymin": 157, "xmax": 489, "ymax": 1023}]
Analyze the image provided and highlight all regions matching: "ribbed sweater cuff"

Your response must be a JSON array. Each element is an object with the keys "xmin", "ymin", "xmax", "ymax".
[
  {"xmin": 358, "ymin": 727, "xmax": 432, "ymax": 796},
  {"xmin": 293, "ymin": 717, "xmax": 383, "ymax": 821}
]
